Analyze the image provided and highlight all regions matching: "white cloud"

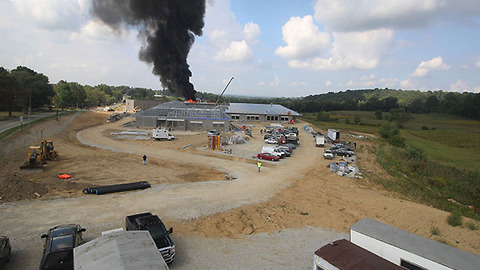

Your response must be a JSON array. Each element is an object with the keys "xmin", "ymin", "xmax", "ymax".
[
  {"xmin": 476, "ymin": 60, "xmax": 480, "ymax": 68},
  {"xmin": 243, "ymin": 22, "xmax": 261, "ymax": 44},
  {"xmin": 275, "ymin": 16, "xmax": 331, "ymax": 59},
  {"xmin": 325, "ymin": 81, "xmax": 332, "ymax": 86},
  {"xmin": 361, "ymin": 74, "xmax": 376, "ymax": 80},
  {"xmin": 214, "ymin": 41, "xmax": 252, "ymax": 62},
  {"xmin": 400, "ymin": 78, "xmax": 418, "ymax": 89},
  {"xmin": 286, "ymin": 28, "xmax": 393, "ymax": 70},
  {"xmin": 313, "ymin": 0, "xmax": 479, "ymax": 32},
  {"xmin": 411, "ymin": 56, "xmax": 450, "ymax": 77},
  {"xmin": 270, "ymin": 75, "xmax": 280, "ymax": 86},
  {"xmin": 474, "ymin": 86, "xmax": 480, "ymax": 93},
  {"xmin": 10, "ymin": 0, "xmax": 87, "ymax": 31},
  {"xmin": 450, "ymin": 79, "xmax": 469, "ymax": 92},
  {"xmin": 203, "ymin": 1, "xmax": 261, "ymax": 63}
]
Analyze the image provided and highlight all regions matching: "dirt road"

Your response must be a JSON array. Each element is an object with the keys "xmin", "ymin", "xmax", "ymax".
[{"xmin": 0, "ymin": 111, "xmax": 479, "ymax": 269}]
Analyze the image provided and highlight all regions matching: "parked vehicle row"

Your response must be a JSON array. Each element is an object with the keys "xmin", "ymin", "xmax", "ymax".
[
  {"xmin": 259, "ymin": 125, "xmax": 300, "ymax": 161},
  {"xmin": 33, "ymin": 211, "xmax": 175, "ymax": 270}
]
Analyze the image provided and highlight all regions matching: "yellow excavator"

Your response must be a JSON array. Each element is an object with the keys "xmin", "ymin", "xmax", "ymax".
[
  {"xmin": 41, "ymin": 140, "xmax": 58, "ymax": 160},
  {"xmin": 20, "ymin": 140, "xmax": 58, "ymax": 170}
]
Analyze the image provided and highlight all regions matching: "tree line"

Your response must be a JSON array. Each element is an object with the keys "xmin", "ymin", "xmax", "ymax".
[
  {"xmin": 2, "ymin": 65, "xmax": 479, "ymax": 120},
  {"xmin": 0, "ymin": 66, "xmax": 167, "ymax": 116},
  {"xmin": 197, "ymin": 88, "xmax": 480, "ymax": 120}
]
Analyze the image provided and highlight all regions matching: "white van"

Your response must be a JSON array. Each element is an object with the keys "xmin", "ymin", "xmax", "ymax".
[{"xmin": 262, "ymin": 146, "xmax": 285, "ymax": 158}]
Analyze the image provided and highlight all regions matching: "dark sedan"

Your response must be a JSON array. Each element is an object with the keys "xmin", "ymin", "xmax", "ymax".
[{"xmin": 39, "ymin": 224, "xmax": 86, "ymax": 270}]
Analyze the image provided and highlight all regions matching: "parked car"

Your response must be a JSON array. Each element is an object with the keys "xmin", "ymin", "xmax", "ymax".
[
  {"xmin": 263, "ymin": 134, "xmax": 272, "ymax": 139},
  {"xmin": 257, "ymin": 153, "xmax": 280, "ymax": 161},
  {"xmin": 323, "ymin": 150, "xmax": 334, "ymax": 159},
  {"xmin": 207, "ymin": 129, "xmax": 220, "ymax": 136},
  {"xmin": 265, "ymin": 137, "xmax": 278, "ymax": 144},
  {"xmin": 0, "ymin": 236, "xmax": 11, "ymax": 268},
  {"xmin": 333, "ymin": 148, "xmax": 355, "ymax": 157},
  {"xmin": 276, "ymin": 148, "xmax": 291, "ymax": 157},
  {"xmin": 39, "ymin": 224, "xmax": 86, "ymax": 270}
]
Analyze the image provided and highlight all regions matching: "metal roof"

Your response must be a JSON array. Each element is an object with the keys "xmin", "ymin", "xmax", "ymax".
[
  {"xmin": 135, "ymin": 101, "xmax": 229, "ymax": 120},
  {"xmin": 74, "ymin": 231, "xmax": 168, "ymax": 270},
  {"xmin": 315, "ymin": 239, "xmax": 404, "ymax": 270},
  {"xmin": 225, "ymin": 103, "xmax": 301, "ymax": 116},
  {"xmin": 351, "ymin": 218, "xmax": 480, "ymax": 270}
]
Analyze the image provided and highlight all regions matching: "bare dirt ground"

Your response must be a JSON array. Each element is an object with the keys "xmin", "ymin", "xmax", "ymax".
[{"xmin": 0, "ymin": 111, "xmax": 479, "ymax": 269}]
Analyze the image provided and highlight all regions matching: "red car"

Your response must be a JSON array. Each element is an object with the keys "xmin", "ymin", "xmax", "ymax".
[{"xmin": 258, "ymin": 153, "xmax": 280, "ymax": 161}]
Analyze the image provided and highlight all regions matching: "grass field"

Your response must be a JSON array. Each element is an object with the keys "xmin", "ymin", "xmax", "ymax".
[{"xmin": 304, "ymin": 111, "xmax": 480, "ymax": 219}]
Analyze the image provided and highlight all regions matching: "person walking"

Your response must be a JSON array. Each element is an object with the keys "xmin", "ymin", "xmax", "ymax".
[
  {"xmin": 257, "ymin": 161, "xmax": 262, "ymax": 173},
  {"xmin": 143, "ymin": 154, "xmax": 147, "ymax": 165}
]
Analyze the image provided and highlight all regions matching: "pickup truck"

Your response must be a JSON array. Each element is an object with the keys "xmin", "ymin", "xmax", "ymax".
[{"xmin": 125, "ymin": 212, "xmax": 175, "ymax": 264}]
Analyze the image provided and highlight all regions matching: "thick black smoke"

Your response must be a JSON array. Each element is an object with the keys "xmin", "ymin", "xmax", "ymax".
[{"xmin": 91, "ymin": 0, "xmax": 206, "ymax": 100}]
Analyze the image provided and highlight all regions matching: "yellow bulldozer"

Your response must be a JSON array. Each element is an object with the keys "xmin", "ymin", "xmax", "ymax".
[{"xmin": 20, "ymin": 140, "xmax": 58, "ymax": 170}]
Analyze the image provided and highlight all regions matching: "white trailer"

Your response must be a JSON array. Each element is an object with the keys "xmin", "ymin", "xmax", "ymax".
[
  {"xmin": 327, "ymin": 129, "xmax": 340, "ymax": 141},
  {"xmin": 315, "ymin": 135, "xmax": 325, "ymax": 147},
  {"xmin": 350, "ymin": 218, "xmax": 480, "ymax": 270},
  {"xmin": 152, "ymin": 128, "xmax": 175, "ymax": 141}
]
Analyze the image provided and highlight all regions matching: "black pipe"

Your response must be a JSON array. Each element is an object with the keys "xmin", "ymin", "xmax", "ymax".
[{"xmin": 83, "ymin": 181, "xmax": 151, "ymax": 195}]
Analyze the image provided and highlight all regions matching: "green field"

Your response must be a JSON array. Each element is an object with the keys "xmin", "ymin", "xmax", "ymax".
[{"xmin": 304, "ymin": 111, "xmax": 480, "ymax": 219}]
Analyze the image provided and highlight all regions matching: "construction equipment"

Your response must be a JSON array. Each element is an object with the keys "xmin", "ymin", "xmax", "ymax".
[
  {"xmin": 20, "ymin": 140, "xmax": 58, "ymax": 170},
  {"xmin": 20, "ymin": 146, "xmax": 45, "ymax": 170},
  {"xmin": 214, "ymin": 76, "xmax": 234, "ymax": 106},
  {"xmin": 41, "ymin": 140, "xmax": 58, "ymax": 160}
]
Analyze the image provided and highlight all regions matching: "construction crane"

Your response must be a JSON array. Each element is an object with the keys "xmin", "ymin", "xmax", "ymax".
[{"xmin": 214, "ymin": 77, "xmax": 234, "ymax": 106}]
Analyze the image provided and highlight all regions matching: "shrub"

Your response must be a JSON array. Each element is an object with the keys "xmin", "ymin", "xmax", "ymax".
[
  {"xmin": 406, "ymin": 145, "xmax": 428, "ymax": 161},
  {"xmin": 431, "ymin": 226, "xmax": 441, "ymax": 236},
  {"xmin": 379, "ymin": 123, "xmax": 399, "ymax": 139},
  {"xmin": 388, "ymin": 134, "xmax": 406, "ymax": 148},
  {"xmin": 447, "ymin": 211, "xmax": 463, "ymax": 227},
  {"xmin": 421, "ymin": 125, "xmax": 429, "ymax": 130},
  {"xmin": 466, "ymin": 220, "xmax": 479, "ymax": 230},
  {"xmin": 354, "ymin": 115, "xmax": 361, "ymax": 125},
  {"xmin": 345, "ymin": 118, "xmax": 350, "ymax": 124},
  {"xmin": 375, "ymin": 110, "xmax": 383, "ymax": 120}
]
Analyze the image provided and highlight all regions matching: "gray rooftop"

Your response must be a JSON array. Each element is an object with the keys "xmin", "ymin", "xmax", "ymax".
[
  {"xmin": 351, "ymin": 218, "xmax": 480, "ymax": 270},
  {"xmin": 135, "ymin": 101, "xmax": 229, "ymax": 120},
  {"xmin": 225, "ymin": 103, "xmax": 301, "ymax": 116}
]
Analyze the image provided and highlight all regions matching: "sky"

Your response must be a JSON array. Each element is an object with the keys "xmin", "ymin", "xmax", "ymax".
[{"xmin": 1, "ymin": 0, "xmax": 480, "ymax": 98}]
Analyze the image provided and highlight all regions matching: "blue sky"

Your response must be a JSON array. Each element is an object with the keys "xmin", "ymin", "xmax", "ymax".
[{"xmin": 1, "ymin": 0, "xmax": 479, "ymax": 98}]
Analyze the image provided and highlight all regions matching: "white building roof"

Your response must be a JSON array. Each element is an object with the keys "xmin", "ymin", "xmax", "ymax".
[
  {"xmin": 351, "ymin": 218, "xmax": 480, "ymax": 270},
  {"xmin": 74, "ymin": 231, "xmax": 168, "ymax": 270},
  {"xmin": 225, "ymin": 103, "xmax": 301, "ymax": 116}
]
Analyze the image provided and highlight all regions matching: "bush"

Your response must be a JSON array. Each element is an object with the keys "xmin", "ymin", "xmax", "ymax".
[
  {"xmin": 354, "ymin": 115, "xmax": 361, "ymax": 125},
  {"xmin": 466, "ymin": 220, "xmax": 479, "ymax": 230},
  {"xmin": 375, "ymin": 110, "xmax": 383, "ymax": 120},
  {"xmin": 406, "ymin": 145, "xmax": 428, "ymax": 161},
  {"xmin": 388, "ymin": 134, "xmax": 406, "ymax": 148},
  {"xmin": 421, "ymin": 125, "xmax": 429, "ymax": 130},
  {"xmin": 345, "ymin": 118, "xmax": 350, "ymax": 124},
  {"xmin": 447, "ymin": 211, "xmax": 463, "ymax": 227},
  {"xmin": 379, "ymin": 123, "xmax": 399, "ymax": 139},
  {"xmin": 431, "ymin": 226, "xmax": 441, "ymax": 236}
]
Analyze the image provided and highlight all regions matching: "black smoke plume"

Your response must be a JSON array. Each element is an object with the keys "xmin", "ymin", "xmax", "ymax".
[{"xmin": 91, "ymin": 0, "xmax": 206, "ymax": 100}]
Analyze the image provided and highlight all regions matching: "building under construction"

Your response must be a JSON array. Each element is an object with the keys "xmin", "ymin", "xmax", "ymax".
[
  {"xmin": 134, "ymin": 101, "xmax": 301, "ymax": 131},
  {"xmin": 135, "ymin": 101, "xmax": 231, "ymax": 132}
]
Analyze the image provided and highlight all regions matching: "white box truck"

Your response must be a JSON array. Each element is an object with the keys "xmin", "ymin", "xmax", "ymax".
[
  {"xmin": 152, "ymin": 128, "xmax": 175, "ymax": 141},
  {"xmin": 315, "ymin": 135, "xmax": 325, "ymax": 147}
]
